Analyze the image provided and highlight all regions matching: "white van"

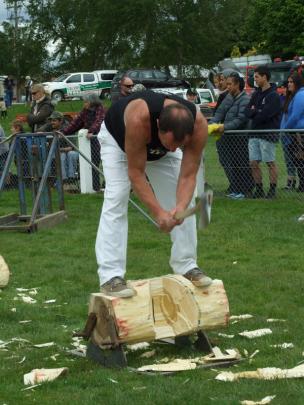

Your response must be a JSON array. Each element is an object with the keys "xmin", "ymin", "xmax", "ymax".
[{"xmin": 43, "ymin": 70, "xmax": 117, "ymax": 102}]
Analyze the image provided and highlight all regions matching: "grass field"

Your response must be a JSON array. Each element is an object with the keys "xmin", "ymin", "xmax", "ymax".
[
  {"xmin": 1, "ymin": 187, "xmax": 304, "ymax": 404},
  {"xmin": 1, "ymin": 103, "xmax": 304, "ymax": 404}
]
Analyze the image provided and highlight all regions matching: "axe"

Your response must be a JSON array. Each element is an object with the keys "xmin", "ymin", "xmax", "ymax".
[{"xmin": 174, "ymin": 190, "xmax": 213, "ymax": 229}]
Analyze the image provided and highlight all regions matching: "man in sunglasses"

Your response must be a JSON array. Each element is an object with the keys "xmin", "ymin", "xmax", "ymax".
[
  {"xmin": 111, "ymin": 76, "xmax": 134, "ymax": 104},
  {"xmin": 96, "ymin": 90, "xmax": 212, "ymax": 298}
]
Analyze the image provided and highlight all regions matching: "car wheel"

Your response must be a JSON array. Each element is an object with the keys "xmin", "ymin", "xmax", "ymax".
[{"xmin": 52, "ymin": 90, "xmax": 64, "ymax": 102}]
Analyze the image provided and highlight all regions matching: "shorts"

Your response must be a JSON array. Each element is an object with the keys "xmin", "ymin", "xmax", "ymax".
[{"xmin": 248, "ymin": 138, "xmax": 276, "ymax": 163}]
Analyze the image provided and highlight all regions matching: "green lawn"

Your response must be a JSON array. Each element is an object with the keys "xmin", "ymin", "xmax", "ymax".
[
  {"xmin": 1, "ymin": 103, "xmax": 304, "ymax": 404},
  {"xmin": 1, "ymin": 188, "xmax": 304, "ymax": 404}
]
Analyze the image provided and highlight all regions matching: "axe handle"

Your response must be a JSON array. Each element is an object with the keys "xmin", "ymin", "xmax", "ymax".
[{"xmin": 174, "ymin": 200, "xmax": 201, "ymax": 220}]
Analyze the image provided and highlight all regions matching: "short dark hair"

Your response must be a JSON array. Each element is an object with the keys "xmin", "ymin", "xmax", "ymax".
[
  {"xmin": 12, "ymin": 120, "xmax": 24, "ymax": 132},
  {"xmin": 254, "ymin": 65, "xmax": 271, "ymax": 81},
  {"xmin": 158, "ymin": 103, "xmax": 194, "ymax": 142},
  {"xmin": 228, "ymin": 72, "xmax": 245, "ymax": 92}
]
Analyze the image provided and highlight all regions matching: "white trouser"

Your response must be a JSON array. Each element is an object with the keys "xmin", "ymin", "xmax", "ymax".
[{"xmin": 96, "ymin": 122, "xmax": 198, "ymax": 286}]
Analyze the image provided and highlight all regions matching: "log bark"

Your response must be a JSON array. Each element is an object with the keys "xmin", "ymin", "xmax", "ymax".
[{"xmin": 89, "ymin": 275, "xmax": 229, "ymax": 346}]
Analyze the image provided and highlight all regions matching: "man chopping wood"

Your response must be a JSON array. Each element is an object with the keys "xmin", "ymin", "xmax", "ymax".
[{"xmin": 96, "ymin": 90, "xmax": 212, "ymax": 298}]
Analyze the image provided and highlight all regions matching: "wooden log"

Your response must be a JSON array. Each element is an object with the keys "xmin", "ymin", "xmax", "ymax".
[{"xmin": 88, "ymin": 275, "xmax": 229, "ymax": 346}]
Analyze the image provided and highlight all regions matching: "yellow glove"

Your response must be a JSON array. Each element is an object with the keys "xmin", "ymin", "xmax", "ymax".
[{"xmin": 208, "ymin": 123, "xmax": 222, "ymax": 140}]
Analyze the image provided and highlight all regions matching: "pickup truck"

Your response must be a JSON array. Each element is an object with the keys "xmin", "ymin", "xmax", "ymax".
[{"xmin": 42, "ymin": 70, "xmax": 117, "ymax": 102}]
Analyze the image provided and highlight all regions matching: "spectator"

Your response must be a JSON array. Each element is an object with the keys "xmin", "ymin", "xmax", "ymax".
[
  {"xmin": 0, "ymin": 124, "xmax": 9, "ymax": 174},
  {"xmin": 280, "ymin": 81, "xmax": 297, "ymax": 190},
  {"xmin": 214, "ymin": 71, "xmax": 229, "ymax": 112},
  {"xmin": 11, "ymin": 120, "xmax": 30, "ymax": 184},
  {"xmin": 280, "ymin": 72, "xmax": 304, "ymax": 192},
  {"xmin": 27, "ymin": 84, "xmax": 54, "ymax": 132},
  {"xmin": 25, "ymin": 76, "xmax": 33, "ymax": 103},
  {"xmin": 45, "ymin": 111, "xmax": 79, "ymax": 189},
  {"xmin": 111, "ymin": 76, "xmax": 134, "ymax": 104},
  {"xmin": 62, "ymin": 94, "xmax": 105, "ymax": 191},
  {"xmin": 186, "ymin": 88, "xmax": 198, "ymax": 104},
  {"xmin": 0, "ymin": 97, "xmax": 7, "ymax": 118},
  {"xmin": 245, "ymin": 65, "xmax": 281, "ymax": 199},
  {"xmin": 3, "ymin": 76, "xmax": 15, "ymax": 107},
  {"xmin": 209, "ymin": 72, "xmax": 253, "ymax": 199}
]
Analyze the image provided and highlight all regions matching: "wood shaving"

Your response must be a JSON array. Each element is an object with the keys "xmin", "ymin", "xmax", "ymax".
[{"xmin": 239, "ymin": 329, "xmax": 272, "ymax": 339}]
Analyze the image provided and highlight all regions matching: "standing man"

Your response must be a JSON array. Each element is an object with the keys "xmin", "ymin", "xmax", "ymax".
[
  {"xmin": 96, "ymin": 90, "xmax": 212, "ymax": 298},
  {"xmin": 245, "ymin": 66, "xmax": 281, "ymax": 199},
  {"xmin": 25, "ymin": 76, "xmax": 33, "ymax": 103},
  {"xmin": 3, "ymin": 76, "xmax": 15, "ymax": 107},
  {"xmin": 111, "ymin": 76, "xmax": 134, "ymax": 104}
]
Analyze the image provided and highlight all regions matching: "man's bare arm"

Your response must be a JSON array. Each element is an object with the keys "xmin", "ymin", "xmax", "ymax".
[{"xmin": 176, "ymin": 111, "xmax": 208, "ymax": 212}]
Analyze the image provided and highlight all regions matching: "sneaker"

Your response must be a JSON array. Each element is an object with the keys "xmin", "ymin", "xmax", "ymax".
[
  {"xmin": 231, "ymin": 193, "xmax": 245, "ymax": 200},
  {"xmin": 183, "ymin": 268, "xmax": 212, "ymax": 288},
  {"xmin": 100, "ymin": 277, "xmax": 135, "ymax": 298},
  {"xmin": 226, "ymin": 192, "xmax": 237, "ymax": 198}
]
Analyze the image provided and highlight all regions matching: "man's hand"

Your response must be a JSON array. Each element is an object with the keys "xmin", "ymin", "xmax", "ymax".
[
  {"xmin": 86, "ymin": 132, "xmax": 93, "ymax": 140},
  {"xmin": 218, "ymin": 124, "xmax": 225, "ymax": 133},
  {"xmin": 156, "ymin": 209, "xmax": 180, "ymax": 233}
]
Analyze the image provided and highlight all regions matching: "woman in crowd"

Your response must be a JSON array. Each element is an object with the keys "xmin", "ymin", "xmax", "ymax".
[
  {"xmin": 27, "ymin": 84, "xmax": 54, "ymax": 132},
  {"xmin": 63, "ymin": 94, "xmax": 105, "ymax": 191},
  {"xmin": 209, "ymin": 72, "xmax": 254, "ymax": 199},
  {"xmin": 280, "ymin": 72, "xmax": 304, "ymax": 192}
]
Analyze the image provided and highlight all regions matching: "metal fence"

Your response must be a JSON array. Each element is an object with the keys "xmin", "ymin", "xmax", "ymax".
[{"xmin": 1, "ymin": 130, "xmax": 304, "ymax": 201}]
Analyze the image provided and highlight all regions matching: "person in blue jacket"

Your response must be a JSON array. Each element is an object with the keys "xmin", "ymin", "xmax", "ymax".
[{"xmin": 280, "ymin": 72, "xmax": 304, "ymax": 192}]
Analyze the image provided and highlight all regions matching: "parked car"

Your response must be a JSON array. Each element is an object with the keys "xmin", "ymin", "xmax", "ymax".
[
  {"xmin": 153, "ymin": 87, "xmax": 216, "ymax": 119},
  {"xmin": 110, "ymin": 68, "xmax": 190, "ymax": 100},
  {"xmin": 43, "ymin": 70, "xmax": 117, "ymax": 102}
]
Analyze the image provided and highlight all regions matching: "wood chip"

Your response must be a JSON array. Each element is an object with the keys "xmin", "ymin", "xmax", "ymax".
[{"xmin": 239, "ymin": 329, "xmax": 272, "ymax": 339}]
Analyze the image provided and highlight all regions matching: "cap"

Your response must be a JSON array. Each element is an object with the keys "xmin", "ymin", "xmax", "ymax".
[{"xmin": 48, "ymin": 111, "xmax": 64, "ymax": 120}]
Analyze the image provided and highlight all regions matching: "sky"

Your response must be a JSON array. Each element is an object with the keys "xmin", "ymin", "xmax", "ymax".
[{"xmin": 0, "ymin": 0, "xmax": 8, "ymax": 23}]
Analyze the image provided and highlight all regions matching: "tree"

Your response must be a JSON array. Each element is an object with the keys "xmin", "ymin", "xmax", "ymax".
[
  {"xmin": 244, "ymin": 0, "xmax": 304, "ymax": 58},
  {"xmin": 26, "ymin": 0, "xmax": 251, "ymax": 75}
]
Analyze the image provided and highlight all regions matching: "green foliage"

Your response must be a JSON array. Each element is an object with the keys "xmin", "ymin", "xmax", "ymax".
[
  {"xmin": 244, "ymin": 0, "xmax": 304, "ymax": 58},
  {"xmin": 24, "ymin": 0, "xmax": 251, "ymax": 73}
]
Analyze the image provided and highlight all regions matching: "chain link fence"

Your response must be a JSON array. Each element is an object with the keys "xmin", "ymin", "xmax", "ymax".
[{"xmin": 1, "ymin": 130, "xmax": 304, "ymax": 201}]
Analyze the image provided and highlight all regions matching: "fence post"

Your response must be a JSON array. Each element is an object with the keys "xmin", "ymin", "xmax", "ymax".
[{"xmin": 78, "ymin": 129, "xmax": 94, "ymax": 193}]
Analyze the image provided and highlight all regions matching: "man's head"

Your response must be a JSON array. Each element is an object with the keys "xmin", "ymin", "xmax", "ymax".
[
  {"xmin": 120, "ymin": 76, "xmax": 134, "ymax": 96},
  {"xmin": 254, "ymin": 65, "xmax": 271, "ymax": 88},
  {"xmin": 158, "ymin": 103, "xmax": 194, "ymax": 152},
  {"xmin": 226, "ymin": 72, "xmax": 245, "ymax": 96},
  {"xmin": 186, "ymin": 88, "xmax": 198, "ymax": 103},
  {"xmin": 48, "ymin": 111, "xmax": 64, "ymax": 129},
  {"xmin": 31, "ymin": 84, "xmax": 46, "ymax": 101},
  {"xmin": 218, "ymin": 74, "xmax": 228, "ymax": 91}
]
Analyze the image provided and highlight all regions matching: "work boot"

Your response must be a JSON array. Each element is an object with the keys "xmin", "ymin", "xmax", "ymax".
[
  {"xmin": 100, "ymin": 277, "xmax": 135, "ymax": 298},
  {"xmin": 183, "ymin": 268, "xmax": 212, "ymax": 288}
]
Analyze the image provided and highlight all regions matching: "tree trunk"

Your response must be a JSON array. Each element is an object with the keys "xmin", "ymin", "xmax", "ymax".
[{"xmin": 89, "ymin": 275, "xmax": 229, "ymax": 346}]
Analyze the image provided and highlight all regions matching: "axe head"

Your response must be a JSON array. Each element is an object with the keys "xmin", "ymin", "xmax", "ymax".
[{"xmin": 198, "ymin": 189, "xmax": 213, "ymax": 230}]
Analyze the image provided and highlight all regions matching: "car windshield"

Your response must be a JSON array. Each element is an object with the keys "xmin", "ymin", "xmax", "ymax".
[{"xmin": 53, "ymin": 74, "xmax": 70, "ymax": 82}]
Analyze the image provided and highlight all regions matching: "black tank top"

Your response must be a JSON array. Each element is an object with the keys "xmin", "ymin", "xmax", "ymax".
[{"xmin": 104, "ymin": 90, "xmax": 197, "ymax": 161}]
